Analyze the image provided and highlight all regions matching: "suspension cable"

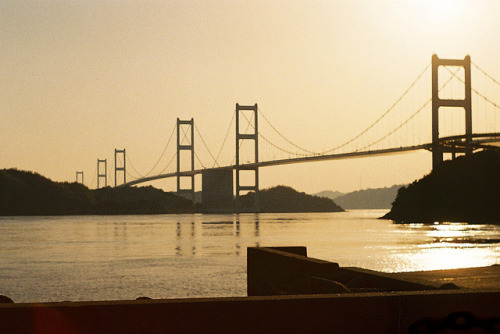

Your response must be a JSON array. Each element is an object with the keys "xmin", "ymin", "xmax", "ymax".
[
  {"xmin": 445, "ymin": 66, "xmax": 500, "ymax": 110},
  {"xmin": 259, "ymin": 133, "xmax": 309, "ymax": 157},
  {"xmin": 142, "ymin": 122, "xmax": 177, "ymax": 177},
  {"xmin": 472, "ymin": 62, "xmax": 500, "ymax": 88},
  {"xmin": 194, "ymin": 151, "xmax": 205, "ymax": 169},
  {"xmin": 213, "ymin": 111, "xmax": 235, "ymax": 167},
  {"xmin": 158, "ymin": 152, "xmax": 177, "ymax": 175},
  {"xmin": 126, "ymin": 155, "xmax": 146, "ymax": 179},
  {"xmin": 356, "ymin": 99, "xmax": 431, "ymax": 151},
  {"xmin": 318, "ymin": 62, "xmax": 431, "ymax": 154},
  {"xmin": 194, "ymin": 123, "xmax": 219, "ymax": 167},
  {"xmin": 89, "ymin": 164, "xmax": 97, "ymax": 189},
  {"xmin": 358, "ymin": 67, "xmax": 460, "ymax": 151},
  {"xmin": 258, "ymin": 107, "xmax": 317, "ymax": 154}
]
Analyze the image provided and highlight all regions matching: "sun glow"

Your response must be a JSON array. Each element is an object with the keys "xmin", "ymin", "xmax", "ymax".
[{"xmin": 418, "ymin": 0, "xmax": 467, "ymax": 26}]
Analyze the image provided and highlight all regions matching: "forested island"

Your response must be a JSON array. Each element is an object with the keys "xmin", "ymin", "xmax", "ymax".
[
  {"xmin": 0, "ymin": 169, "xmax": 195, "ymax": 215},
  {"xmin": 0, "ymin": 169, "xmax": 344, "ymax": 215},
  {"xmin": 383, "ymin": 150, "xmax": 500, "ymax": 223},
  {"xmin": 239, "ymin": 185, "xmax": 344, "ymax": 213}
]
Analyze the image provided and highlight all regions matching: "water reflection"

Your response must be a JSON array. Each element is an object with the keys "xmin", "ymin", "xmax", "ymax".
[
  {"xmin": 175, "ymin": 221, "xmax": 198, "ymax": 256},
  {"xmin": 172, "ymin": 217, "xmax": 263, "ymax": 256},
  {"xmin": 392, "ymin": 222, "xmax": 500, "ymax": 271}
]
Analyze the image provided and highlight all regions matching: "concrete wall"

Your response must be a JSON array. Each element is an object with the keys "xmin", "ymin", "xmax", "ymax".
[
  {"xmin": 201, "ymin": 169, "xmax": 233, "ymax": 213},
  {"xmin": 247, "ymin": 247, "xmax": 435, "ymax": 296},
  {"xmin": 1, "ymin": 291, "xmax": 499, "ymax": 333}
]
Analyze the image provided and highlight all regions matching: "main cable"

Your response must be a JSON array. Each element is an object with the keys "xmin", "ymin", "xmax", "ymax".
[{"xmin": 318, "ymin": 62, "xmax": 431, "ymax": 155}]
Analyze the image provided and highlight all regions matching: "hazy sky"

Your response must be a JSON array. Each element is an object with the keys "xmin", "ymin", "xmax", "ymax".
[{"xmin": 2, "ymin": 0, "xmax": 500, "ymax": 193}]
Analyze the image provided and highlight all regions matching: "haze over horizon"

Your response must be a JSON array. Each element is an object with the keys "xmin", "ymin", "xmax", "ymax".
[{"xmin": 2, "ymin": 0, "xmax": 500, "ymax": 194}]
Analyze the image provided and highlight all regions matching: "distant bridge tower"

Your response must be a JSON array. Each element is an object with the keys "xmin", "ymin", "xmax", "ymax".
[
  {"xmin": 114, "ymin": 149, "xmax": 126, "ymax": 187},
  {"xmin": 76, "ymin": 171, "xmax": 84, "ymax": 185},
  {"xmin": 235, "ymin": 103, "xmax": 260, "ymax": 213},
  {"xmin": 432, "ymin": 54, "xmax": 472, "ymax": 169},
  {"xmin": 177, "ymin": 118, "xmax": 195, "ymax": 202},
  {"xmin": 97, "ymin": 159, "xmax": 107, "ymax": 189}
]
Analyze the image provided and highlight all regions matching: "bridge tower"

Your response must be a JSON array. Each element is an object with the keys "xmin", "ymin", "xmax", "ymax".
[
  {"xmin": 235, "ymin": 103, "xmax": 260, "ymax": 213},
  {"xmin": 76, "ymin": 171, "xmax": 84, "ymax": 185},
  {"xmin": 177, "ymin": 118, "xmax": 195, "ymax": 202},
  {"xmin": 97, "ymin": 159, "xmax": 107, "ymax": 189},
  {"xmin": 114, "ymin": 149, "xmax": 126, "ymax": 187},
  {"xmin": 432, "ymin": 54, "xmax": 472, "ymax": 169}
]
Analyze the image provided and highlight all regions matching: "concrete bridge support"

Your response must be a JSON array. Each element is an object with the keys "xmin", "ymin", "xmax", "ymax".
[
  {"xmin": 235, "ymin": 103, "xmax": 260, "ymax": 213},
  {"xmin": 432, "ymin": 54, "xmax": 472, "ymax": 169},
  {"xmin": 202, "ymin": 169, "xmax": 233, "ymax": 213}
]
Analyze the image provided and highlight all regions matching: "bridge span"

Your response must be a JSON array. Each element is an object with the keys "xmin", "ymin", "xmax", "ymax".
[
  {"xmin": 121, "ymin": 131, "xmax": 500, "ymax": 188},
  {"xmin": 88, "ymin": 55, "xmax": 500, "ymax": 212},
  {"xmin": 122, "ymin": 144, "xmax": 431, "ymax": 187}
]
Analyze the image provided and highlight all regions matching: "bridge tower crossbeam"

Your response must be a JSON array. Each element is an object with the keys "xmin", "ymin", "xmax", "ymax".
[
  {"xmin": 235, "ymin": 103, "xmax": 260, "ymax": 213},
  {"xmin": 432, "ymin": 54, "xmax": 472, "ymax": 169},
  {"xmin": 177, "ymin": 118, "xmax": 195, "ymax": 202}
]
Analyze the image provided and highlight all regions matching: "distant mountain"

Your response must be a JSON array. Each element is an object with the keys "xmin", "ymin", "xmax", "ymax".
[
  {"xmin": 315, "ymin": 185, "xmax": 404, "ymax": 209},
  {"xmin": 334, "ymin": 185, "xmax": 404, "ymax": 209},
  {"xmin": 240, "ymin": 185, "xmax": 344, "ymax": 213},
  {"xmin": 314, "ymin": 190, "xmax": 345, "ymax": 200}
]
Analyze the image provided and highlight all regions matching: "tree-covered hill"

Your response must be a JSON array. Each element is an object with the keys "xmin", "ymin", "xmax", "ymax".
[
  {"xmin": 383, "ymin": 150, "xmax": 500, "ymax": 223},
  {"xmin": 240, "ymin": 185, "xmax": 344, "ymax": 213},
  {"xmin": 0, "ymin": 169, "xmax": 194, "ymax": 215}
]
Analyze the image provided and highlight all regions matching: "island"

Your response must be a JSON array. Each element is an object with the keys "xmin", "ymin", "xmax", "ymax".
[
  {"xmin": 0, "ymin": 169, "xmax": 195, "ymax": 215},
  {"xmin": 239, "ymin": 185, "xmax": 344, "ymax": 213},
  {"xmin": 383, "ymin": 150, "xmax": 500, "ymax": 223},
  {"xmin": 0, "ymin": 169, "xmax": 344, "ymax": 215}
]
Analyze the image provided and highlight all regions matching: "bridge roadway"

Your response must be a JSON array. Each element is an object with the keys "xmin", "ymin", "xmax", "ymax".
[
  {"xmin": 122, "ymin": 144, "xmax": 431, "ymax": 187},
  {"xmin": 121, "ymin": 132, "xmax": 500, "ymax": 187}
]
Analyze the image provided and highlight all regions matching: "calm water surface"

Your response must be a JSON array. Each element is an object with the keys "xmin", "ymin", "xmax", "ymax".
[{"xmin": 1, "ymin": 210, "xmax": 499, "ymax": 303}]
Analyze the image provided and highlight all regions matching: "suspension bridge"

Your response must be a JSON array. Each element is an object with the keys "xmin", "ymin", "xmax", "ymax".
[{"xmin": 79, "ymin": 55, "xmax": 500, "ymax": 212}]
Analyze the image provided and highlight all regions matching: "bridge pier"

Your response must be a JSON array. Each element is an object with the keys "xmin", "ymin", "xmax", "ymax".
[
  {"xmin": 202, "ymin": 169, "xmax": 233, "ymax": 213},
  {"xmin": 431, "ymin": 54, "xmax": 472, "ymax": 169}
]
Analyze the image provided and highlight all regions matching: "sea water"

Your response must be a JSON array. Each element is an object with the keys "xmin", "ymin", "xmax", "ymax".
[{"xmin": 1, "ymin": 210, "xmax": 499, "ymax": 303}]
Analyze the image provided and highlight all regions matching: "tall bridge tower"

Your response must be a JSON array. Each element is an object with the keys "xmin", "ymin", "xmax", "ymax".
[
  {"xmin": 177, "ymin": 118, "xmax": 195, "ymax": 202},
  {"xmin": 235, "ymin": 103, "xmax": 260, "ymax": 212},
  {"xmin": 432, "ymin": 54, "xmax": 472, "ymax": 169},
  {"xmin": 76, "ymin": 171, "xmax": 84, "ymax": 185},
  {"xmin": 114, "ymin": 149, "xmax": 126, "ymax": 187},
  {"xmin": 97, "ymin": 159, "xmax": 107, "ymax": 189}
]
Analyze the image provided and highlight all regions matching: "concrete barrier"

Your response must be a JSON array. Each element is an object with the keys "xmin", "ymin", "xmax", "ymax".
[
  {"xmin": 0, "ymin": 291, "xmax": 498, "ymax": 333},
  {"xmin": 247, "ymin": 247, "xmax": 435, "ymax": 296}
]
